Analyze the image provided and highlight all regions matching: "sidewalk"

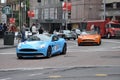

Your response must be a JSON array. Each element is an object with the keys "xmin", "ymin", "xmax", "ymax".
[{"xmin": 0, "ymin": 38, "xmax": 18, "ymax": 49}]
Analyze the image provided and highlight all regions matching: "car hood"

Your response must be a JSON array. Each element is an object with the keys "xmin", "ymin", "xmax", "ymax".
[
  {"xmin": 79, "ymin": 34, "xmax": 99, "ymax": 39},
  {"xmin": 18, "ymin": 41, "xmax": 48, "ymax": 49}
]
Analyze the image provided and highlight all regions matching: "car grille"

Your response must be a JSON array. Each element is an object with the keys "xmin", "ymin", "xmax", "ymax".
[
  {"xmin": 20, "ymin": 49, "xmax": 37, "ymax": 52},
  {"xmin": 83, "ymin": 39, "xmax": 94, "ymax": 42},
  {"xmin": 115, "ymin": 30, "xmax": 120, "ymax": 36}
]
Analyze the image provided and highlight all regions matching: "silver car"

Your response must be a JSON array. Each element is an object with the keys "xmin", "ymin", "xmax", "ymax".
[{"xmin": 60, "ymin": 30, "xmax": 77, "ymax": 40}]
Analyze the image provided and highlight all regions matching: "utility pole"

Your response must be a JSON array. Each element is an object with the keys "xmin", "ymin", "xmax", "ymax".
[
  {"xmin": 103, "ymin": 0, "xmax": 106, "ymax": 20},
  {"xmin": 65, "ymin": 0, "xmax": 68, "ymax": 30},
  {"xmin": 19, "ymin": 0, "xmax": 22, "ymax": 30}
]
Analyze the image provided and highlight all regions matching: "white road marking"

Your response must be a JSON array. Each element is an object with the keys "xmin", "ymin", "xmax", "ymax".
[
  {"xmin": 0, "ymin": 78, "xmax": 11, "ymax": 80},
  {"xmin": 0, "ymin": 68, "xmax": 45, "ymax": 71},
  {"xmin": 0, "ymin": 53, "xmax": 15, "ymax": 55},
  {"xmin": 29, "ymin": 73, "xmax": 43, "ymax": 76}
]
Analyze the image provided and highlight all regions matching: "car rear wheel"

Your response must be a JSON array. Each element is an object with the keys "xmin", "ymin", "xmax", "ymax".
[
  {"xmin": 61, "ymin": 44, "xmax": 67, "ymax": 55},
  {"xmin": 17, "ymin": 54, "xmax": 23, "ymax": 59},
  {"xmin": 67, "ymin": 38, "xmax": 70, "ymax": 40},
  {"xmin": 73, "ymin": 38, "xmax": 76, "ymax": 40},
  {"xmin": 46, "ymin": 46, "xmax": 52, "ymax": 58}
]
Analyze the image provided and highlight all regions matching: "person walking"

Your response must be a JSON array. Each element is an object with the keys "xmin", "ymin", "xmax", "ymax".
[
  {"xmin": 0, "ymin": 23, "xmax": 3, "ymax": 38},
  {"xmin": 21, "ymin": 23, "xmax": 26, "ymax": 42},
  {"xmin": 31, "ymin": 23, "xmax": 37, "ymax": 35},
  {"xmin": 38, "ymin": 27, "xmax": 43, "ymax": 34},
  {"xmin": 3, "ymin": 23, "xmax": 8, "ymax": 33}
]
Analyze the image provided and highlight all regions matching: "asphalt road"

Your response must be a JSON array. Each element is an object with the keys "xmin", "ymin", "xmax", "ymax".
[
  {"xmin": 0, "ymin": 66, "xmax": 120, "ymax": 80},
  {"xmin": 0, "ymin": 39, "xmax": 120, "ymax": 80},
  {"xmin": 0, "ymin": 39, "xmax": 120, "ymax": 69}
]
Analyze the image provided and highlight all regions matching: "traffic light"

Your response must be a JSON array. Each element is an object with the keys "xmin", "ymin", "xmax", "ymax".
[
  {"xmin": 68, "ymin": 11, "xmax": 71, "ymax": 19},
  {"xmin": 37, "ymin": 0, "xmax": 41, "ymax": 2}
]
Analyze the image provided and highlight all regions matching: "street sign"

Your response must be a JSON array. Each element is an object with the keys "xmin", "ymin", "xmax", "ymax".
[
  {"xmin": 9, "ymin": 18, "xmax": 15, "ymax": 23},
  {"xmin": 1, "ymin": 14, "xmax": 7, "ymax": 23},
  {"xmin": 2, "ymin": 6, "xmax": 12, "ymax": 14}
]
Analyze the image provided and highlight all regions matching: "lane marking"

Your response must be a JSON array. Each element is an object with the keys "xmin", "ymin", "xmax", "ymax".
[
  {"xmin": 0, "ymin": 65, "xmax": 120, "ymax": 71},
  {"xmin": 0, "ymin": 53, "xmax": 15, "ymax": 55},
  {"xmin": 95, "ymin": 74, "xmax": 108, "ymax": 77},
  {"xmin": 0, "ymin": 78, "xmax": 11, "ymax": 80},
  {"xmin": 49, "ymin": 75, "xmax": 62, "ymax": 78},
  {"xmin": 29, "ymin": 73, "xmax": 43, "ymax": 76}
]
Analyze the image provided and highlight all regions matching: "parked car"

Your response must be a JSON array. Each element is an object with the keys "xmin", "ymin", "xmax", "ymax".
[
  {"xmin": 60, "ymin": 30, "xmax": 77, "ymax": 40},
  {"xmin": 16, "ymin": 34, "xmax": 67, "ymax": 59},
  {"xmin": 72, "ymin": 29, "xmax": 81, "ymax": 37},
  {"xmin": 77, "ymin": 31, "xmax": 101, "ymax": 46},
  {"xmin": 53, "ymin": 31, "xmax": 65, "ymax": 38}
]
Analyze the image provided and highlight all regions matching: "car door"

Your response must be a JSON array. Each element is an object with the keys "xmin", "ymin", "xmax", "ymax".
[{"xmin": 51, "ymin": 35, "xmax": 61, "ymax": 54}]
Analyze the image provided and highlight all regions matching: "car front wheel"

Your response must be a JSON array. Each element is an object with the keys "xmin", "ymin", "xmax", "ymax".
[
  {"xmin": 46, "ymin": 46, "xmax": 52, "ymax": 58},
  {"xmin": 17, "ymin": 54, "xmax": 23, "ymax": 59},
  {"xmin": 61, "ymin": 44, "xmax": 67, "ymax": 55}
]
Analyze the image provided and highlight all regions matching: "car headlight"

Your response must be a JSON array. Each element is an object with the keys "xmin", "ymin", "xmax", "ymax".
[{"xmin": 39, "ymin": 44, "xmax": 46, "ymax": 48}]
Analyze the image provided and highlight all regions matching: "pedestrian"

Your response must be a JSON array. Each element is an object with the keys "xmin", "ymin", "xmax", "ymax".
[
  {"xmin": 31, "ymin": 23, "xmax": 37, "ymax": 35},
  {"xmin": 3, "ymin": 23, "xmax": 8, "ymax": 33},
  {"xmin": 38, "ymin": 27, "xmax": 43, "ymax": 34},
  {"xmin": 16, "ymin": 27, "xmax": 22, "ymax": 43},
  {"xmin": 21, "ymin": 23, "xmax": 26, "ymax": 42},
  {"xmin": 8, "ymin": 24, "xmax": 16, "ymax": 32},
  {"xmin": 0, "ymin": 23, "xmax": 3, "ymax": 38}
]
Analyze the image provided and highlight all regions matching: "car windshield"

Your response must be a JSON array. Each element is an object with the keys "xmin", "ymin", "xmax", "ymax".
[
  {"xmin": 111, "ymin": 24, "xmax": 120, "ymax": 28},
  {"xmin": 81, "ymin": 31, "xmax": 97, "ymax": 35},
  {"xmin": 63, "ymin": 30, "xmax": 71, "ymax": 34},
  {"xmin": 27, "ymin": 34, "xmax": 51, "ymax": 41}
]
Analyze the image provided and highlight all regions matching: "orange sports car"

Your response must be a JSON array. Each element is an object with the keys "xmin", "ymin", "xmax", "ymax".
[{"xmin": 77, "ymin": 31, "xmax": 101, "ymax": 46}]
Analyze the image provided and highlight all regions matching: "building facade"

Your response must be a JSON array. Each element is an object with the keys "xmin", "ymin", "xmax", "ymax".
[
  {"xmin": 2, "ymin": 0, "xmax": 120, "ymax": 32},
  {"xmin": 71, "ymin": 0, "xmax": 102, "ymax": 29},
  {"xmin": 31, "ymin": 0, "xmax": 102, "ymax": 32},
  {"xmin": 37, "ymin": 0, "xmax": 64, "ymax": 33},
  {"xmin": 100, "ymin": 0, "xmax": 120, "ymax": 21}
]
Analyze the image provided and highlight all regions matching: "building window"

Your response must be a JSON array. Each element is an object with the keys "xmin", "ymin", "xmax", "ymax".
[
  {"xmin": 50, "ymin": 8, "xmax": 55, "ymax": 19},
  {"xmin": 41, "ymin": 8, "xmax": 58, "ymax": 20},
  {"xmin": 44, "ymin": 8, "xmax": 49, "ymax": 19},
  {"xmin": 117, "ymin": 2, "xmax": 120, "ymax": 9},
  {"xmin": 106, "ymin": 3, "xmax": 113, "ymax": 9}
]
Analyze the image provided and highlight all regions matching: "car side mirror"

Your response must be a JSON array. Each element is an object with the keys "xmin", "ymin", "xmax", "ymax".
[{"xmin": 52, "ymin": 37, "xmax": 59, "ymax": 41}]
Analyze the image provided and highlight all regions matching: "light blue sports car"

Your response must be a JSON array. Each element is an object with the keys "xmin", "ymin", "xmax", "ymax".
[{"xmin": 16, "ymin": 34, "xmax": 67, "ymax": 59}]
